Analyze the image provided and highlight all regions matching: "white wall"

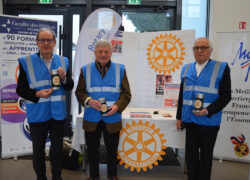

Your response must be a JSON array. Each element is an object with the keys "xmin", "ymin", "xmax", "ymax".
[{"xmin": 209, "ymin": 0, "xmax": 250, "ymax": 58}]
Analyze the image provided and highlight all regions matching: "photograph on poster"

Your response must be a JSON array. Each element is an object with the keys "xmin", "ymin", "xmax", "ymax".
[
  {"xmin": 111, "ymin": 39, "xmax": 122, "ymax": 53},
  {"xmin": 155, "ymin": 74, "xmax": 179, "ymax": 107},
  {"xmin": 155, "ymin": 75, "xmax": 165, "ymax": 95},
  {"xmin": 164, "ymin": 83, "xmax": 179, "ymax": 107}
]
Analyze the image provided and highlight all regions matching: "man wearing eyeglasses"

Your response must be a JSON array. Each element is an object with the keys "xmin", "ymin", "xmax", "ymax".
[
  {"xmin": 16, "ymin": 28, "xmax": 74, "ymax": 180},
  {"xmin": 176, "ymin": 37, "xmax": 231, "ymax": 180}
]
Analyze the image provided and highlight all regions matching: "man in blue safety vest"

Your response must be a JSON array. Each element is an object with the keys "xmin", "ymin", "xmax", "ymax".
[
  {"xmin": 16, "ymin": 28, "xmax": 74, "ymax": 180},
  {"xmin": 75, "ymin": 40, "xmax": 131, "ymax": 180},
  {"xmin": 176, "ymin": 37, "xmax": 231, "ymax": 180}
]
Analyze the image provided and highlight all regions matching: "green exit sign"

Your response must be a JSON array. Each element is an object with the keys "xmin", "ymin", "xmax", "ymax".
[
  {"xmin": 127, "ymin": 0, "xmax": 141, "ymax": 5},
  {"xmin": 38, "ymin": 0, "xmax": 53, "ymax": 4}
]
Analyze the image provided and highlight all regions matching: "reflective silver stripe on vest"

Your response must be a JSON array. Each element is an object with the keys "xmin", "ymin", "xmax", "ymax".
[
  {"xmin": 60, "ymin": 56, "xmax": 66, "ymax": 70},
  {"xmin": 183, "ymin": 64, "xmax": 190, "ymax": 77},
  {"xmin": 194, "ymin": 86, "xmax": 218, "ymax": 94},
  {"xmin": 183, "ymin": 100, "xmax": 193, "ymax": 106},
  {"xmin": 115, "ymin": 63, "xmax": 120, "ymax": 89},
  {"xmin": 25, "ymin": 98, "xmax": 50, "ymax": 104},
  {"xmin": 184, "ymin": 85, "xmax": 218, "ymax": 94},
  {"xmin": 25, "ymin": 95, "xmax": 65, "ymax": 104},
  {"xmin": 183, "ymin": 100, "xmax": 210, "ymax": 108},
  {"xmin": 86, "ymin": 63, "xmax": 91, "ymax": 90},
  {"xmin": 183, "ymin": 64, "xmax": 191, "ymax": 91},
  {"xmin": 51, "ymin": 95, "xmax": 66, "ymax": 102},
  {"xmin": 102, "ymin": 87, "xmax": 120, "ymax": 92},
  {"xmin": 92, "ymin": 87, "xmax": 102, "ymax": 92},
  {"xmin": 107, "ymin": 101, "xmax": 115, "ymax": 106},
  {"xmin": 29, "ymin": 80, "xmax": 50, "ymax": 88},
  {"xmin": 209, "ymin": 61, "xmax": 221, "ymax": 89},
  {"xmin": 88, "ymin": 86, "xmax": 119, "ymax": 92},
  {"xmin": 183, "ymin": 62, "xmax": 221, "ymax": 94},
  {"xmin": 25, "ymin": 55, "xmax": 36, "ymax": 85},
  {"xmin": 86, "ymin": 63, "xmax": 121, "ymax": 93}
]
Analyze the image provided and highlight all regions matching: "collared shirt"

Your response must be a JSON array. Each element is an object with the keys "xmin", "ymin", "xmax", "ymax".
[
  {"xmin": 95, "ymin": 60, "xmax": 111, "ymax": 78},
  {"xmin": 40, "ymin": 54, "xmax": 54, "ymax": 71},
  {"xmin": 195, "ymin": 60, "xmax": 209, "ymax": 77}
]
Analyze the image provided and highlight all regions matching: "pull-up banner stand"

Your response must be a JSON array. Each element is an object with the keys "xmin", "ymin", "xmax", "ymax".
[{"xmin": 214, "ymin": 31, "xmax": 250, "ymax": 163}]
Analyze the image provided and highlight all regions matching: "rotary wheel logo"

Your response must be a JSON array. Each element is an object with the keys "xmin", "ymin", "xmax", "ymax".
[
  {"xmin": 147, "ymin": 33, "xmax": 186, "ymax": 74},
  {"xmin": 118, "ymin": 120, "xmax": 166, "ymax": 172}
]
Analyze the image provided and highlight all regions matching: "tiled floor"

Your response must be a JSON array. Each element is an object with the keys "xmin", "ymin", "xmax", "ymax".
[{"xmin": 0, "ymin": 156, "xmax": 248, "ymax": 180}]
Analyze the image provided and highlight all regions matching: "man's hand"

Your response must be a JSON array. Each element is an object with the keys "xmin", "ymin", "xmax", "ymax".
[
  {"xmin": 58, "ymin": 66, "xmax": 66, "ymax": 81},
  {"xmin": 88, "ymin": 99, "xmax": 102, "ymax": 111},
  {"xmin": 36, "ymin": 89, "xmax": 53, "ymax": 98},
  {"xmin": 193, "ymin": 108, "xmax": 208, "ymax": 116},
  {"xmin": 106, "ymin": 104, "xmax": 119, "ymax": 116},
  {"xmin": 176, "ymin": 119, "xmax": 182, "ymax": 131}
]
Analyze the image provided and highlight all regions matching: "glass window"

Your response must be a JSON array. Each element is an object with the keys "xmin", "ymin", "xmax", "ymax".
[
  {"xmin": 122, "ymin": 12, "xmax": 172, "ymax": 32},
  {"xmin": 72, "ymin": 14, "xmax": 80, "ymax": 72},
  {"xmin": 182, "ymin": 0, "xmax": 208, "ymax": 37}
]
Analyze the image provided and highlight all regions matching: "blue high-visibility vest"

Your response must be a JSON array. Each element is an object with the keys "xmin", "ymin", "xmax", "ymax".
[
  {"xmin": 18, "ymin": 53, "xmax": 68, "ymax": 123},
  {"xmin": 82, "ymin": 62, "xmax": 124, "ymax": 123},
  {"xmin": 181, "ymin": 59, "xmax": 227, "ymax": 126}
]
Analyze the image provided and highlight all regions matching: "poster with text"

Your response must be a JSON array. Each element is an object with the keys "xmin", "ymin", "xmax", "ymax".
[
  {"xmin": 214, "ymin": 31, "xmax": 250, "ymax": 163},
  {"xmin": 121, "ymin": 30, "xmax": 195, "ymax": 109}
]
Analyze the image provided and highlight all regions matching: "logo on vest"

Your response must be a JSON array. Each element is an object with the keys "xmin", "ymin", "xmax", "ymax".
[
  {"xmin": 146, "ymin": 33, "xmax": 185, "ymax": 74},
  {"xmin": 118, "ymin": 120, "xmax": 166, "ymax": 172}
]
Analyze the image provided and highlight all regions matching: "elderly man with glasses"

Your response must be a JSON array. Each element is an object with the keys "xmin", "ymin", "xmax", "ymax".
[
  {"xmin": 176, "ymin": 37, "xmax": 231, "ymax": 180},
  {"xmin": 16, "ymin": 28, "xmax": 74, "ymax": 180}
]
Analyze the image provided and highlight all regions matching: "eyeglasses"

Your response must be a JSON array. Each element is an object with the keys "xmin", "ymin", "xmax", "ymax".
[
  {"xmin": 193, "ymin": 46, "xmax": 210, "ymax": 51},
  {"xmin": 38, "ymin": 38, "xmax": 55, "ymax": 44}
]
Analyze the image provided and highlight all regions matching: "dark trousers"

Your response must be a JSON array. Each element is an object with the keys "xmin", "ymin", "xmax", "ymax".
[
  {"xmin": 185, "ymin": 123, "xmax": 219, "ymax": 180},
  {"xmin": 85, "ymin": 120, "xmax": 120, "ymax": 179},
  {"xmin": 29, "ymin": 119, "xmax": 65, "ymax": 180}
]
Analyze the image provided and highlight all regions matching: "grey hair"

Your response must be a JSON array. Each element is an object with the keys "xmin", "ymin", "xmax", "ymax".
[
  {"xmin": 195, "ymin": 37, "xmax": 213, "ymax": 52},
  {"xmin": 36, "ymin": 27, "xmax": 56, "ymax": 40},
  {"xmin": 94, "ymin": 39, "xmax": 112, "ymax": 52}
]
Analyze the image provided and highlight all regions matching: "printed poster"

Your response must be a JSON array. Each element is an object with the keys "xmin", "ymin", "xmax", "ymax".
[
  {"xmin": 214, "ymin": 31, "xmax": 250, "ymax": 163},
  {"xmin": 120, "ymin": 30, "xmax": 195, "ymax": 108}
]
